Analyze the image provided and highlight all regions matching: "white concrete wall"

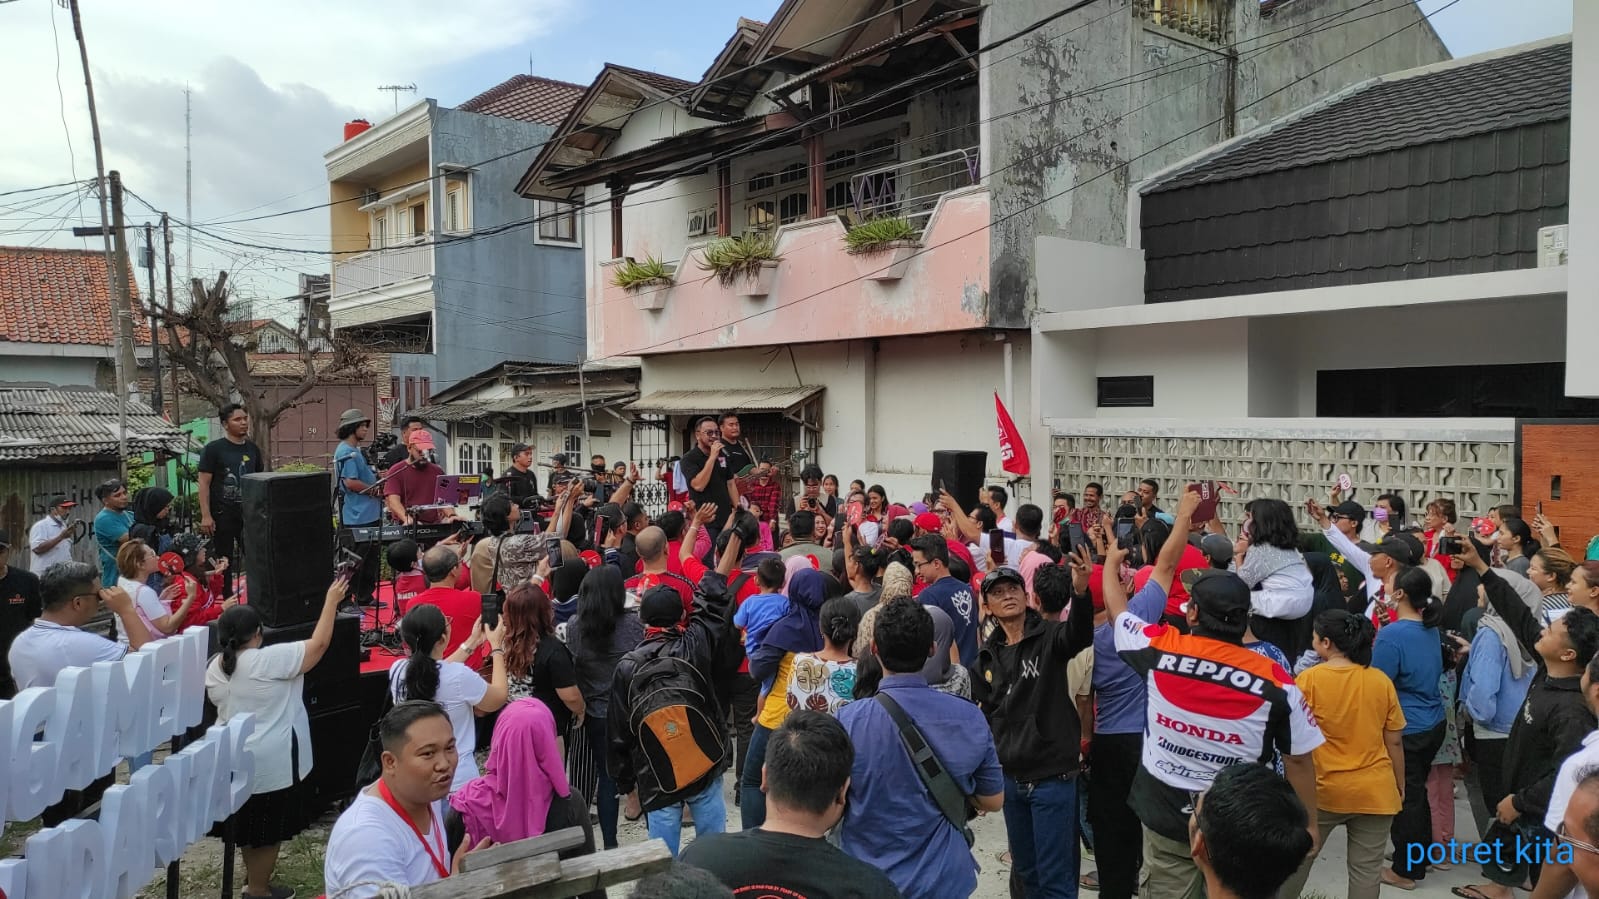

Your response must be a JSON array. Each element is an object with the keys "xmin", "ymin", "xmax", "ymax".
[
  {"xmin": 1094, "ymin": 319, "xmax": 1250, "ymax": 418},
  {"xmin": 0, "ymin": 349, "xmax": 103, "ymax": 388},
  {"xmin": 1569, "ymin": 0, "xmax": 1597, "ymax": 396},
  {"xmin": 639, "ymin": 331, "xmax": 1039, "ymax": 505},
  {"xmin": 1034, "ymin": 235, "xmax": 1144, "ymax": 314}
]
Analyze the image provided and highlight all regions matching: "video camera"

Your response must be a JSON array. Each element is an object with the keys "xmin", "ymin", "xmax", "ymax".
[{"xmin": 363, "ymin": 431, "xmax": 399, "ymax": 467}]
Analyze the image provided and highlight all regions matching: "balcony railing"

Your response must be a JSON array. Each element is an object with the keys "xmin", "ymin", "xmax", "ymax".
[
  {"xmin": 1133, "ymin": 0, "xmax": 1227, "ymax": 43},
  {"xmin": 850, "ymin": 146, "xmax": 980, "ymax": 229},
  {"xmin": 332, "ymin": 239, "xmax": 432, "ymax": 300}
]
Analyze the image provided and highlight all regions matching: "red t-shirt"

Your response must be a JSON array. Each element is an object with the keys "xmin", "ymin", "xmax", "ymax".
[
  {"xmin": 383, "ymin": 461, "xmax": 447, "ymax": 523},
  {"xmin": 626, "ymin": 569, "xmax": 697, "ymax": 621},
  {"xmin": 1135, "ymin": 543, "xmax": 1210, "ymax": 617},
  {"xmin": 409, "ymin": 585, "xmax": 488, "ymax": 668}
]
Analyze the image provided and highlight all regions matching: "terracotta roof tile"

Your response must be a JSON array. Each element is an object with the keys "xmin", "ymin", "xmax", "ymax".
[
  {"xmin": 457, "ymin": 74, "xmax": 587, "ymax": 126},
  {"xmin": 0, "ymin": 246, "xmax": 148, "ymax": 346},
  {"xmin": 608, "ymin": 64, "xmax": 697, "ymax": 97}
]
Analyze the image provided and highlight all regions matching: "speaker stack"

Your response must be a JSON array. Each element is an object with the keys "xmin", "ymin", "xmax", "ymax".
[
  {"xmin": 240, "ymin": 471, "xmax": 365, "ymax": 807},
  {"xmin": 932, "ymin": 450, "xmax": 988, "ymax": 512},
  {"xmin": 241, "ymin": 471, "xmax": 335, "ymax": 628}
]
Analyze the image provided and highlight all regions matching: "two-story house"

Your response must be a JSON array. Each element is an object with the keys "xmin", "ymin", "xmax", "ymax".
[
  {"xmin": 515, "ymin": 0, "xmax": 1447, "ymax": 500},
  {"xmin": 1032, "ymin": 37, "xmax": 1597, "ymax": 534},
  {"xmin": 325, "ymin": 74, "xmax": 588, "ymax": 462}
]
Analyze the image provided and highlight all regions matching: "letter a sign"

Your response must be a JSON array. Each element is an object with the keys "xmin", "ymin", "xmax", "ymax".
[{"xmin": 994, "ymin": 392, "xmax": 1031, "ymax": 478}]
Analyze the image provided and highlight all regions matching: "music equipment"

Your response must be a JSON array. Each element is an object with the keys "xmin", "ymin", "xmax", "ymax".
[
  {"xmin": 345, "ymin": 520, "xmax": 485, "ymax": 545},
  {"xmin": 436, "ymin": 474, "xmax": 483, "ymax": 505},
  {"xmin": 242, "ymin": 471, "xmax": 335, "ymax": 627},
  {"xmin": 261, "ymin": 612, "xmax": 366, "ymax": 806},
  {"xmin": 932, "ymin": 450, "xmax": 988, "ymax": 512}
]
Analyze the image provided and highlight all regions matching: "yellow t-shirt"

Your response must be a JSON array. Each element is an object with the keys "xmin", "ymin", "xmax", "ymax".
[
  {"xmin": 757, "ymin": 653, "xmax": 796, "ymax": 730},
  {"xmin": 1298, "ymin": 663, "xmax": 1407, "ymax": 815}
]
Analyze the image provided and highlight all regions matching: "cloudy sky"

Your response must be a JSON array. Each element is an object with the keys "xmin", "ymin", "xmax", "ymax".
[{"xmin": 0, "ymin": 0, "xmax": 1574, "ymax": 305}]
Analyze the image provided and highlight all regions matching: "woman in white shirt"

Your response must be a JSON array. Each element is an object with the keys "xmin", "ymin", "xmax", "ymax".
[
  {"xmin": 115, "ymin": 539, "xmax": 197, "ymax": 642},
  {"xmin": 204, "ymin": 577, "xmax": 344, "ymax": 899},
  {"xmin": 391, "ymin": 603, "xmax": 509, "ymax": 792}
]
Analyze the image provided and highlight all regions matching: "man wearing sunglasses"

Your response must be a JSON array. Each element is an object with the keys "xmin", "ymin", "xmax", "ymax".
[{"xmin": 9, "ymin": 560, "xmax": 154, "ymax": 693}]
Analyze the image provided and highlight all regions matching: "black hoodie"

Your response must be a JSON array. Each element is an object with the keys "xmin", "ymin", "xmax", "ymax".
[
  {"xmin": 1482, "ymin": 569, "xmax": 1598, "ymax": 821},
  {"xmin": 972, "ymin": 589, "xmax": 1095, "ymax": 782}
]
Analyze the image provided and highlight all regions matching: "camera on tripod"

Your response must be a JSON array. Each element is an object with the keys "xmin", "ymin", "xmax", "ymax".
[{"xmin": 363, "ymin": 431, "xmax": 398, "ymax": 467}]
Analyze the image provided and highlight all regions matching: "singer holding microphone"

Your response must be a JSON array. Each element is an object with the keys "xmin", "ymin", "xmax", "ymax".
[{"xmin": 384, "ymin": 428, "xmax": 458, "ymax": 527}]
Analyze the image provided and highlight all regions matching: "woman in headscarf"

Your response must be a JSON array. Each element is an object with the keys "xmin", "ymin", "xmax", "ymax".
[
  {"xmin": 128, "ymin": 487, "xmax": 175, "ymax": 588},
  {"xmin": 446, "ymin": 699, "xmax": 603, "ymax": 899},
  {"xmin": 739, "ymin": 567, "xmax": 827, "ymax": 830},
  {"xmin": 918, "ymin": 601, "xmax": 971, "ymax": 699}
]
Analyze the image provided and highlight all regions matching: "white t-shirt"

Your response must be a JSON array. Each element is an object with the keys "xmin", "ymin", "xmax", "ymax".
[
  {"xmin": 205, "ymin": 642, "xmax": 312, "ymax": 793},
  {"xmin": 324, "ymin": 789, "xmax": 448, "ymax": 899},
  {"xmin": 28, "ymin": 517, "xmax": 74, "ymax": 574},
  {"xmin": 115, "ymin": 577, "xmax": 168, "ymax": 644},
  {"xmin": 389, "ymin": 658, "xmax": 488, "ymax": 790},
  {"xmin": 8, "ymin": 619, "xmax": 126, "ymax": 690}
]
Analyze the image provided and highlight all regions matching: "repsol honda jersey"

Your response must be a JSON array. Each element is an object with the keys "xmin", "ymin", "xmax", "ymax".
[{"xmin": 1114, "ymin": 610, "xmax": 1324, "ymax": 840}]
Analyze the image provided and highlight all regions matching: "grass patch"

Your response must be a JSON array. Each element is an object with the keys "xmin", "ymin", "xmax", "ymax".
[
  {"xmin": 0, "ymin": 818, "xmax": 42, "ymax": 858},
  {"xmin": 135, "ymin": 824, "xmax": 332, "ymax": 898}
]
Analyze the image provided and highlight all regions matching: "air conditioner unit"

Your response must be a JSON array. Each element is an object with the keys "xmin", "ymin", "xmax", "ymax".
[{"xmin": 1539, "ymin": 224, "xmax": 1568, "ymax": 267}]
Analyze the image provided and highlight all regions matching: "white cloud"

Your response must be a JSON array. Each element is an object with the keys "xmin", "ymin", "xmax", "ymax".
[{"xmin": 0, "ymin": 0, "xmax": 572, "ymax": 298}]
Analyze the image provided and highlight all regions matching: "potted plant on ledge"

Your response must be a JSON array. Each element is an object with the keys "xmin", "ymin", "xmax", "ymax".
[
  {"xmin": 699, "ymin": 232, "xmax": 782, "ymax": 297},
  {"xmin": 612, "ymin": 256, "xmax": 674, "ymax": 310},
  {"xmin": 844, "ymin": 216, "xmax": 921, "ymax": 282}
]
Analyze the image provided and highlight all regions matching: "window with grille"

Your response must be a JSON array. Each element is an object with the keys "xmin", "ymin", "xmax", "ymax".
[
  {"xmin": 564, "ymin": 433, "xmax": 582, "ymax": 456},
  {"xmin": 778, "ymin": 192, "xmax": 807, "ymax": 225}
]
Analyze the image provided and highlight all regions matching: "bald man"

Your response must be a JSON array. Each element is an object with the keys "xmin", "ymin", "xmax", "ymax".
[{"xmin": 409, "ymin": 544, "xmax": 486, "ymax": 666}]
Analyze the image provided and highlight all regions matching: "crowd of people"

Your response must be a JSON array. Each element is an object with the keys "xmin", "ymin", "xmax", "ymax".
[{"xmin": 17, "ymin": 403, "xmax": 1599, "ymax": 899}]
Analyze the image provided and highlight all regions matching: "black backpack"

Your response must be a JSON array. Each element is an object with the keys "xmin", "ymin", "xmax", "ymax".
[{"xmin": 625, "ymin": 652, "xmax": 725, "ymax": 794}]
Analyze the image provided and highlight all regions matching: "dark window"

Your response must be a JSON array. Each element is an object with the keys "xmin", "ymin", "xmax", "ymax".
[
  {"xmin": 418, "ymin": 377, "xmax": 431, "ymax": 407},
  {"xmin": 1316, "ymin": 363, "xmax": 1599, "ymax": 418},
  {"xmin": 404, "ymin": 377, "xmax": 416, "ymax": 410},
  {"xmin": 747, "ymin": 172, "xmax": 774, "ymax": 192},
  {"xmin": 779, "ymin": 163, "xmax": 806, "ymax": 184},
  {"xmin": 1098, "ymin": 376, "xmax": 1154, "ymax": 408}
]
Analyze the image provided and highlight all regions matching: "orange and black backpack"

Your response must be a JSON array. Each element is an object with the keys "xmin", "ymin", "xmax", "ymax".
[{"xmin": 625, "ymin": 653, "xmax": 726, "ymax": 794}]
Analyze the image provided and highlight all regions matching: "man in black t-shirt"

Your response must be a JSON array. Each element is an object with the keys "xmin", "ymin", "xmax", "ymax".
[
  {"xmin": 197, "ymin": 403, "xmax": 264, "ymax": 596},
  {"xmin": 681, "ymin": 710, "xmax": 902, "ymax": 899},
  {"xmin": 680, "ymin": 416, "xmax": 738, "ymax": 543},
  {"xmin": 379, "ymin": 415, "xmax": 427, "ymax": 471},
  {"xmin": 716, "ymin": 413, "xmax": 755, "ymax": 480},
  {"xmin": 501, "ymin": 442, "xmax": 540, "ymax": 505},
  {"xmin": 0, "ymin": 530, "xmax": 43, "ymax": 699}
]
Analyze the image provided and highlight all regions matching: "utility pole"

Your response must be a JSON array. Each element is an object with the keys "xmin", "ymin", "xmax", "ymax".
[
  {"xmin": 143, "ymin": 223, "xmax": 167, "ymax": 490},
  {"xmin": 162, "ymin": 213, "xmax": 181, "ymax": 425},
  {"xmin": 68, "ymin": 0, "xmax": 128, "ymax": 477},
  {"xmin": 108, "ymin": 172, "xmax": 139, "ymax": 398},
  {"xmin": 185, "ymin": 86, "xmax": 193, "ymax": 291}
]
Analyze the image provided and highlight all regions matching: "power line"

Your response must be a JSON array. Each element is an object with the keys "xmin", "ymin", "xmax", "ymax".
[
  {"xmin": 119, "ymin": 0, "xmax": 1430, "ymax": 343},
  {"xmin": 593, "ymin": 0, "xmax": 1469, "ymax": 363}
]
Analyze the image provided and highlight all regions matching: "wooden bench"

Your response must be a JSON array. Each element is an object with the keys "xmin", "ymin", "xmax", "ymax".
[{"xmin": 410, "ymin": 831, "xmax": 673, "ymax": 899}]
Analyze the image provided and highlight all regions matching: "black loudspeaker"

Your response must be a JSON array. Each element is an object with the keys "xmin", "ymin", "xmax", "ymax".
[
  {"xmin": 242, "ymin": 471, "xmax": 334, "ymax": 627},
  {"xmin": 260, "ymin": 612, "xmax": 366, "ymax": 806},
  {"xmin": 932, "ymin": 450, "xmax": 988, "ymax": 513}
]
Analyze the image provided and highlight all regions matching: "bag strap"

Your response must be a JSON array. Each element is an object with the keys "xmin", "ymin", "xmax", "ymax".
[{"xmin": 875, "ymin": 691, "xmax": 971, "ymax": 837}]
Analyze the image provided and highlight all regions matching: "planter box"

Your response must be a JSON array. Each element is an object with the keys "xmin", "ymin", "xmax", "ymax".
[
  {"xmin": 734, "ymin": 261, "xmax": 780, "ymax": 298},
  {"xmin": 627, "ymin": 279, "xmax": 672, "ymax": 310},
  {"xmin": 849, "ymin": 240, "xmax": 921, "ymax": 282}
]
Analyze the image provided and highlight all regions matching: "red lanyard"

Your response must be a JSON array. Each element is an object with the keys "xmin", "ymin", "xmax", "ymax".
[{"xmin": 377, "ymin": 778, "xmax": 449, "ymax": 879}]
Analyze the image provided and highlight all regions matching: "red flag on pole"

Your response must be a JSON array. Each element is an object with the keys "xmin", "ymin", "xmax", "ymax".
[{"xmin": 994, "ymin": 392, "xmax": 1031, "ymax": 477}]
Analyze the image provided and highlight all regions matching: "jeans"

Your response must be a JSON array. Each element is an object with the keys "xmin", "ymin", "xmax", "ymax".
[
  {"xmin": 1391, "ymin": 721, "xmax": 1447, "ymax": 880},
  {"xmin": 1087, "ymin": 733, "xmax": 1144, "ymax": 899},
  {"xmin": 739, "ymin": 724, "xmax": 772, "ymax": 830},
  {"xmin": 1002, "ymin": 773, "xmax": 1081, "ymax": 899},
  {"xmin": 585, "ymin": 715, "xmax": 620, "ymax": 849},
  {"xmin": 212, "ymin": 510, "xmax": 243, "ymax": 597},
  {"xmin": 646, "ymin": 776, "xmax": 726, "ymax": 857}
]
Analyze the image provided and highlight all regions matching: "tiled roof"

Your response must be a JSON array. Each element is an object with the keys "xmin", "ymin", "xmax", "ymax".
[
  {"xmin": 1146, "ymin": 41, "xmax": 1572, "ymax": 194},
  {"xmin": 0, "ymin": 384, "xmax": 193, "ymax": 461},
  {"xmin": 0, "ymin": 246, "xmax": 147, "ymax": 346},
  {"xmin": 608, "ymin": 64, "xmax": 696, "ymax": 97},
  {"xmin": 457, "ymin": 74, "xmax": 587, "ymax": 126}
]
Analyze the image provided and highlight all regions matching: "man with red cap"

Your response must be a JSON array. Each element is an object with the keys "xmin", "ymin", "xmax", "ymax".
[
  {"xmin": 384, "ymin": 427, "xmax": 456, "ymax": 526},
  {"xmin": 29, "ymin": 495, "xmax": 78, "ymax": 574}
]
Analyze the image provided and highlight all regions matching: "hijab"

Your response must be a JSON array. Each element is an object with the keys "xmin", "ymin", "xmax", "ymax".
[
  {"xmin": 763, "ymin": 568, "xmax": 826, "ymax": 656},
  {"xmin": 131, "ymin": 486, "xmax": 173, "ymax": 525},
  {"xmin": 449, "ymin": 699, "xmax": 569, "ymax": 844},
  {"xmin": 880, "ymin": 562, "xmax": 914, "ymax": 603},
  {"xmin": 1304, "ymin": 552, "xmax": 1344, "ymax": 619},
  {"xmin": 918, "ymin": 604, "xmax": 956, "ymax": 685},
  {"xmin": 782, "ymin": 555, "xmax": 814, "ymax": 594}
]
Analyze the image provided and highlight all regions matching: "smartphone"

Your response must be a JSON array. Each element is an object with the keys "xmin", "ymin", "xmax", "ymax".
[
  {"xmin": 1537, "ymin": 500, "xmax": 1544, "ymax": 516},
  {"xmin": 737, "ymin": 463, "xmax": 756, "ymax": 478},
  {"xmin": 545, "ymin": 536, "xmax": 563, "ymax": 568},
  {"xmin": 1438, "ymin": 535, "xmax": 1463, "ymax": 555},
  {"xmin": 480, "ymin": 591, "xmax": 503, "ymax": 629},
  {"xmin": 1114, "ymin": 520, "xmax": 1136, "ymax": 542}
]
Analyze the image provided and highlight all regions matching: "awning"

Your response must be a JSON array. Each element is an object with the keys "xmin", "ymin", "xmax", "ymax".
[
  {"xmin": 413, "ymin": 387, "xmax": 637, "ymax": 423},
  {"xmin": 626, "ymin": 385, "xmax": 823, "ymax": 415}
]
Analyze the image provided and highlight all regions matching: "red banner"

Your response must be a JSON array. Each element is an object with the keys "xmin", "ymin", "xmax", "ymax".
[{"xmin": 994, "ymin": 392, "xmax": 1031, "ymax": 477}]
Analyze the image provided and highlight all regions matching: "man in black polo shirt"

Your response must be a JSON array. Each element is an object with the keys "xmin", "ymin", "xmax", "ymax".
[
  {"xmin": 680, "ymin": 416, "xmax": 739, "ymax": 544},
  {"xmin": 0, "ymin": 530, "xmax": 42, "ymax": 699},
  {"xmin": 501, "ymin": 442, "xmax": 539, "ymax": 506}
]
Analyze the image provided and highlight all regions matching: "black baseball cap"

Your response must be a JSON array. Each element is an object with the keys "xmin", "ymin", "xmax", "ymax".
[
  {"xmin": 1180, "ymin": 570, "xmax": 1251, "ymax": 626},
  {"xmin": 510, "ymin": 442, "xmax": 532, "ymax": 456},
  {"xmin": 1329, "ymin": 500, "xmax": 1366, "ymax": 522},
  {"xmin": 980, "ymin": 566, "xmax": 1025, "ymax": 596},
  {"xmin": 1370, "ymin": 533, "xmax": 1420, "ymax": 566},
  {"xmin": 640, "ymin": 585, "xmax": 686, "ymax": 627},
  {"xmin": 0, "ymin": 528, "xmax": 11, "ymax": 548},
  {"xmin": 550, "ymin": 453, "xmax": 569, "ymax": 466}
]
